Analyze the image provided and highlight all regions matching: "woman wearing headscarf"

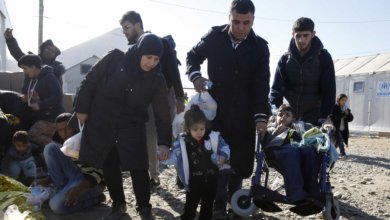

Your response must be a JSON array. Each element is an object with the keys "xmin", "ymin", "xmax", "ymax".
[{"xmin": 74, "ymin": 33, "xmax": 172, "ymax": 220}]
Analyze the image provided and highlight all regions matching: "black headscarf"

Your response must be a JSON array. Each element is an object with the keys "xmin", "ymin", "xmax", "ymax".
[{"xmin": 124, "ymin": 33, "xmax": 163, "ymax": 75}]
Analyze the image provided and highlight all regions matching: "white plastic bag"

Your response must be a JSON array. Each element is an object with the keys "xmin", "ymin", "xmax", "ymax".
[
  {"xmin": 185, "ymin": 91, "xmax": 217, "ymax": 120},
  {"xmin": 172, "ymin": 112, "xmax": 185, "ymax": 137},
  {"xmin": 4, "ymin": 204, "xmax": 30, "ymax": 220},
  {"xmin": 61, "ymin": 120, "xmax": 83, "ymax": 159}
]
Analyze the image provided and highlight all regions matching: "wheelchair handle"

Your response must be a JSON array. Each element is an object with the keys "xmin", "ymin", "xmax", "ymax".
[{"xmin": 256, "ymin": 131, "xmax": 262, "ymax": 154}]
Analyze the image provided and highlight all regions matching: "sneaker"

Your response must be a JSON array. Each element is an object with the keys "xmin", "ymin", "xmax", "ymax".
[
  {"xmin": 103, "ymin": 203, "xmax": 127, "ymax": 220},
  {"xmin": 137, "ymin": 206, "xmax": 152, "ymax": 220},
  {"xmin": 340, "ymin": 155, "xmax": 348, "ymax": 160},
  {"xmin": 150, "ymin": 177, "xmax": 160, "ymax": 188}
]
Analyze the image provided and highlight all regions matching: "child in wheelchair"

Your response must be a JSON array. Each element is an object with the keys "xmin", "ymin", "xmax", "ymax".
[{"xmin": 260, "ymin": 104, "xmax": 337, "ymax": 214}]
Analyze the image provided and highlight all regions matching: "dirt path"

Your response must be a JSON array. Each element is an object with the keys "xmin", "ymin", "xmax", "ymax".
[{"xmin": 42, "ymin": 136, "xmax": 390, "ymax": 220}]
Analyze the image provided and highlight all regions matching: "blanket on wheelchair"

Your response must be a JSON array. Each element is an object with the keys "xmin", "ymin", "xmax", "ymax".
[{"xmin": 292, "ymin": 127, "xmax": 338, "ymax": 165}]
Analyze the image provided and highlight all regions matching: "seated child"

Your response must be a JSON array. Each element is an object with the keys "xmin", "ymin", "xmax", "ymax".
[
  {"xmin": 1, "ymin": 130, "xmax": 37, "ymax": 184},
  {"xmin": 262, "ymin": 104, "xmax": 321, "ymax": 203},
  {"xmin": 161, "ymin": 105, "xmax": 230, "ymax": 220}
]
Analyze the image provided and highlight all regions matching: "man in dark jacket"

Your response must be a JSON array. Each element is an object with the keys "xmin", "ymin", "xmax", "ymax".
[
  {"xmin": 186, "ymin": 0, "xmax": 270, "ymax": 218},
  {"xmin": 269, "ymin": 17, "xmax": 336, "ymax": 126},
  {"xmin": 119, "ymin": 11, "xmax": 185, "ymax": 187},
  {"xmin": 18, "ymin": 54, "xmax": 64, "ymax": 147},
  {"xmin": 4, "ymin": 28, "xmax": 65, "ymax": 86}
]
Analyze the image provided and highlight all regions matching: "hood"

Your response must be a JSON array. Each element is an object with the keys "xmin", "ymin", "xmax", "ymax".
[
  {"xmin": 39, "ymin": 39, "xmax": 61, "ymax": 56},
  {"xmin": 39, "ymin": 39, "xmax": 61, "ymax": 64},
  {"xmin": 288, "ymin": 36, "xmax": 324, "ymax": 62},
  {"xmin": 37, "ymin": 65, "xmax": 55, "ymax": 80},
  {"xmin": 124, "ymin": 33, "xmax": 163, "ymax": 75}
]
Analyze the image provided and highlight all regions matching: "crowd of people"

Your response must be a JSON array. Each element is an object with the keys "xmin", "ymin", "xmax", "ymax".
[{"xmin": 0, "ymin": 0, "xmax": 356, "ymax": 219}]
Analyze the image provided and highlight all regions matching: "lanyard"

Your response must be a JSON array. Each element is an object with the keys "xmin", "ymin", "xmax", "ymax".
[{"xmin": 27, "ymin": 79, "xmax": 38, "ymax": 106}]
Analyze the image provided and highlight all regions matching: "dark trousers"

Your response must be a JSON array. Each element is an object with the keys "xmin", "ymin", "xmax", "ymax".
[
  {"xmin": 299, "ymin": 147, "xmax": 321, "ymax": 195},
  {"xmin": 181, "ymin": 176, "xmax": 218, "ymax": 220},
  {"xmin": 268, "ymin": 146, "xmax": 321, "ymax": 202},
  {"xmin": 214, "ymin": 171, "xmax": 242, "ymax": 211},
  {"xmin": 103, "ymin": 146, "xmax": 151, "ymax": 209},
  {"xmin": 335, "ymin": 131, "xmax": 346, "ymax": 156}
]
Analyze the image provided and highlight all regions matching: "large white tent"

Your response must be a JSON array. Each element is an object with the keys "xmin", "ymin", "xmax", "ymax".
[{"xmin": 334, "ymin": 52, "xmax": 390, "ymax": 133}]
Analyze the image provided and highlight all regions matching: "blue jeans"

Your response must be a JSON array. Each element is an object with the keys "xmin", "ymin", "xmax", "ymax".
[
  {"xmin": 44, "ymin": 143, "xmax": 103, "ymax": 214},
  {"xmin": 1, "ymin": 155, "xmax": 36, "ymax": 179}
]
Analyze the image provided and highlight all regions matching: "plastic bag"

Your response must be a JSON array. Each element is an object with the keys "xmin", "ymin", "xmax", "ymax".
[
  {"xmin": 24, "ymin": 186, "xmax": 50, "ymax": 212},
  {"xmin": 4, "ymin": 204, "xmax": 30, "ymax": 220},
  {"xmin": 0, "ymin": 175, "xmax": 45, "ymax": 220},
  {"xmin": 185, "ymin": 91, "xmax": 217, "ymax": 120},
  {"xmin": 61, "ymin": 120, "xmax": 83, "ymax": 159},
  {"xmin": 172, "ymin": 112, "xmax": 184, "ymax": 137}
]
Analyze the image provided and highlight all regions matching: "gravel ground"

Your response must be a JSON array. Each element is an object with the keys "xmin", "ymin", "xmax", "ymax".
[{"xmin": 42, "ymin": 135, "xmax": 390, "ymax": 220}]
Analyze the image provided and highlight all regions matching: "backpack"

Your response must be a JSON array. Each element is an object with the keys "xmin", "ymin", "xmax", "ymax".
[{"xmin": 162, "ymin": 35, "xmax": 181, "ymax": 66}]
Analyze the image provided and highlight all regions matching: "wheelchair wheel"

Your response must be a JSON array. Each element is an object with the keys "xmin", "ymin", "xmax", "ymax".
[
  {"xmin": 322, "ymin": 194, "xmax": 340, "ymax": 220},
  {"xmin": 230, "ymin": 189, "xmax": 257, "ymax": 217}
]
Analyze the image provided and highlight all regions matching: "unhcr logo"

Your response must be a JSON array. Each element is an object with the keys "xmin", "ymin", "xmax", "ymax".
[{"xmin": 377, "ymin": 81, "xmax": 390, "ymax": 96}]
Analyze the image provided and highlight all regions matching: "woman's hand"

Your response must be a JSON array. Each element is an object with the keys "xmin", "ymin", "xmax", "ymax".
[
  {"xmin": 157, "ymin": 145, "xmax": 170, "ymax": 161},
  {"xmin": 29, "ymin": 103, "xmax": 40, "ymax": 111},
  {"xmin": 76, "ymin": 113, "xmax": 88, "ymax": 124},
  {"xmin": 176, "ymin": 98, "xmax": 185, "ymax": 113}
]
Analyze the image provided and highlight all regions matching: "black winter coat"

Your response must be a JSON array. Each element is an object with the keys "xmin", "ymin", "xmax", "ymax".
[
  {"xmin": 331, "ymin": 104, "xmax": 353, "ymax": 145},
  {"xmin": 270, "ymin": 37, "xmax": 336, "ymax": 125},
  {"xmin": 186, "ymin": 25, "xmax": 270, "ymax": 178},
  {"xmin": 159, "ymin": 37, "xmax": 184, "ymax": 99},
  {"xmin": 21, "ymin": 66, "xmax": 64, "ymax": 122},
  {"xmin": 75, "ymin": 49, "xmax": 172, "ymax": 169}
]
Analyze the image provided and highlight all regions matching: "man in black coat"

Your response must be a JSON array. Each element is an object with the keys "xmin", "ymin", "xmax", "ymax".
[
  {"xmin": 119, "ymin": 11, "xmax": 185, "ymax": 187},
  {"xmin": 269, "ymin": 17, "xmax": 336, "ymax": 126},
  {"xmin": 4, "ymin": 28, "xmax": 65, "ymax": 87},
  {"xmin": 186, "ymin": 0, "xmax": 270, "ymax": 217}
]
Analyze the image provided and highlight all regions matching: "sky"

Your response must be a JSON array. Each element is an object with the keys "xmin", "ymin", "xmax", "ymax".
[{"xmin": 4, "ymin": 0, "xmax": 390, "ymax": 89}]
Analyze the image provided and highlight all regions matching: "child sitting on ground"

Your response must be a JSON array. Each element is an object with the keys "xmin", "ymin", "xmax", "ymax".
[
  {"xmin": 161, "ymin": 105, "xmax": 230, "ymax": 220},
  {"xmin": 1, "ymin": 130, "xmax": 37, "ymax": 185}
]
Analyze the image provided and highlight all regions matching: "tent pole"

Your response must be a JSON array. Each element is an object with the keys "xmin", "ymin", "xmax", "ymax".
[{"xmin": 38, "ymin": 0, "xmax": 44, "ymax": 50}]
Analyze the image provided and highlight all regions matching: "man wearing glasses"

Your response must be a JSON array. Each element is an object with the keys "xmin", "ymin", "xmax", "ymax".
[{"xmin": 270, "ymin": 17, "xmax": 336, "ymax": 126}]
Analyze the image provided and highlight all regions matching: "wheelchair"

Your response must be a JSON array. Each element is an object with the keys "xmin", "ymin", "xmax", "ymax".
[{"xmin": 230, "ymin": 130, "xmax": 340, "ymax": 220}]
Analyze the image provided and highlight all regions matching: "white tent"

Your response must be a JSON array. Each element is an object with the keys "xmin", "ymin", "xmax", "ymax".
[
  {"xmin": 58, "ymin": 28, "xmax": 128, "ymax": 93},
  {"xmin": 334, "ymin": 52, "xmax": 390, "ymax": 133}
]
